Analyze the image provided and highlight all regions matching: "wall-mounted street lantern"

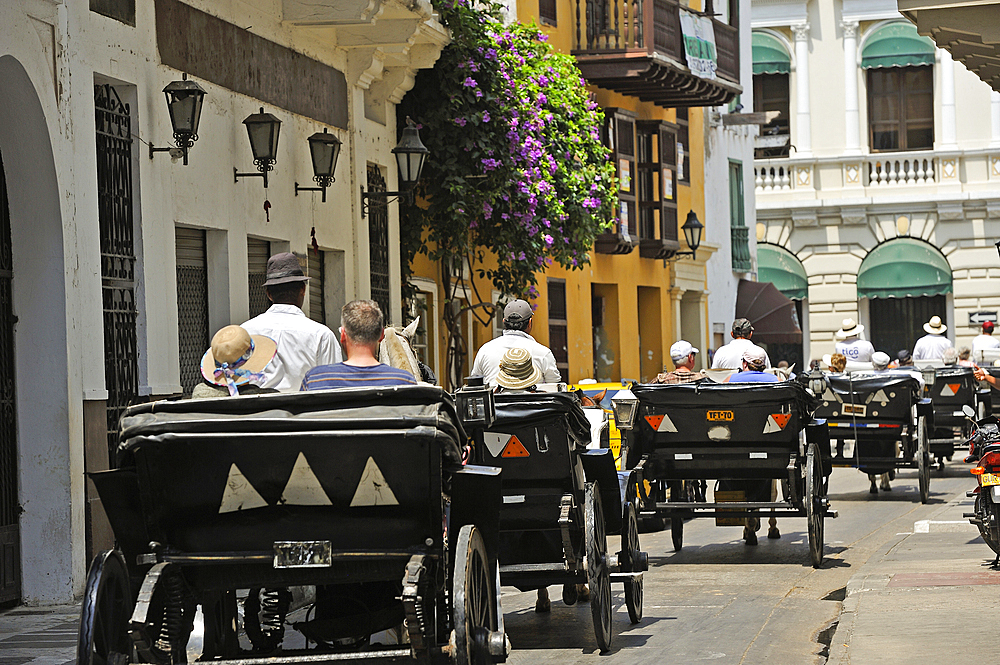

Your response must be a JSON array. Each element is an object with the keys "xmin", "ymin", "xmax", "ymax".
[
  {"xmin": 361, "ymin": 117, "xmax": 430, "ymax": 218},
  {"xmin": 295, "ymin": 128, "xmax": 343, "ymax": 203},
  {"xmin": 148, "ymin": 74, "xmax": 206, "ymax": 166},
  {"xmin": 234, "ymin": 108, "xmax": 281, "ymax": 188},
  {"xmin": 670, "ymin": 211, "xmax": 704, "ymax": 261}
]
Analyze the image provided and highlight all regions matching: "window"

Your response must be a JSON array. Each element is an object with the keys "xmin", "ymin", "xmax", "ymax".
[
  {"xmin": 609, "ymin": 109, "xmax": 636, "ymax": 239},
  {"xmin": 408, "ymin": 279, "xmax": 439, "ymax": 380},
  {"xmin": 307, "ymin": 250, "xmax": 325, "ymax": 325},
  {"xmin": 539, "ymin": 0, "xmax": 556, "ymax": 25},
  {"xmin": 753, "ymin": 74, "xmax": 790, "ymax": 157},
  {"xmin": 868, "ymin": 66, "xmax": 933, "ymax": 152},
  {"xmin": 729, "ymin": 160, "xmax": 751, "ymax": 273},
  {"xmin": 636, "ymin": 121, "xmax": 680, "ymax": 258},
  {"xmin": 548, "ymin": 279, "xmax": 569, "ymax": 382},
  {"xmin": 676, "ymin": 115, "xmax": 690, "ymax": 184},
  {"xmin": 247, "ymin": 238, "xmax": 271, "ymax": 318},
  {"xmin": 91, "ymin": 0, "xmax": 135, "ymax": 25},
  {"xmin": 175, "ymin": 227, "xmax": 209, "ymax": 395}
]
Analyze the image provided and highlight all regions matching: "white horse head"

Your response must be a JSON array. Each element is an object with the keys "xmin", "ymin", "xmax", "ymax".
[{"xmin": 379, "ymin": 316, "xmax": 425, "ymax": 382}]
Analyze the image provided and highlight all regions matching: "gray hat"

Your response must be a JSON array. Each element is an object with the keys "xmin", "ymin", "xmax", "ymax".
[
  {"xmin": 732, "ymin": 318, "xmax": 754, "ymax": 337},
  {"xmin": 503, "ymin": 299, "xmax": 533, "ymax": 324},
  {"xmin": 263, "ymin": 252, "xmax": 310, "ymax": 286}
]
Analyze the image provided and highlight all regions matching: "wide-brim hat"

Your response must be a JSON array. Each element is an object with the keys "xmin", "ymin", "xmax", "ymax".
[
  {"xmin": 923, "ymin": 315, "xmax": 947, "ymax": 335},
  {"xmin": 200, "ymin": 327, "xmax": 277, "ymax": 386},
  {"xmin": 836, "ymin": 318, "xmax": 864, "ymax": 339},
  {"xmin": 496, "ymin": 347, "xmax": 542, "ymax": 390},
  {"xmin": 263, "ymin": 252, "xmax": 310, "ymax": 286}
]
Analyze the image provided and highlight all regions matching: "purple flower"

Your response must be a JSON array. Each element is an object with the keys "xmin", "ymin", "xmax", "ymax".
[
  {"xmin": 483, "ymin": 201, "xmax": 493, "ymax": 216},
  {"xmin": 463, "ymin": 77, "xmax": 477, "ymax": 88},
  {"xmin": 454, "ymin": 117, "xmax": 467, "ymax": 127},
  {"xmin": 482, "ymin": 111, "xmax": 491, "ymax": 122}
]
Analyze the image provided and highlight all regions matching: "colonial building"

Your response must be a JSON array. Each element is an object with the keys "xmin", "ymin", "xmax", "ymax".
[
  {"xmin": 0, "ymin": 0, "xmax": 445, "ymax": 605},
  {"xmin": 751, "ymin": 0, "xmax": 1000, "ymax": 365},
  {"xmin": 411, "ymin": 0, "xmax": 758, "ymax": 386}
]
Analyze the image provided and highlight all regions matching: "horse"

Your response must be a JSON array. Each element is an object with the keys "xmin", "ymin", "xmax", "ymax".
[{"xmin": 380, "ymin": 316, "xmax": 437, "ymax": 384}]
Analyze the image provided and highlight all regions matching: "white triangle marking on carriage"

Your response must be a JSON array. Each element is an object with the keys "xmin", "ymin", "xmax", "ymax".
[
  {"xmin": 940, "ymin": 383, "xmax": 957, "ymax": 397},
  {"xmin": 350, "ymin": 457, "xmax": 400, "ymax": 507},
  {"xmin": 763, "ymin": 415, "xmax": 783, "ymax": 434},
  {"xmin": 219, "ymin": 463, "xmax": 269, "ymax": 514},
  {"xmin": 822, "ymin": 388, "xmax": 839, "ymax": 403},
  {"xmin": 279, "ymin": 453, "xmax": 333, "ymax": 506},
  {"xmin": 483, "ymin": 432, "xmax": 512, "ymax": 457},
  {"xmin": 871, "ymin": 389, "xmax": 889, "ymax": 404},
  {"xmin": 658, "ymin": 414, "xmax": 678, "ymax": 432}
]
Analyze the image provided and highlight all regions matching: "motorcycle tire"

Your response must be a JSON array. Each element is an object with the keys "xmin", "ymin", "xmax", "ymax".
[{"xmin": 975, "ymin": 494, "xmax": 1000, "ymax": 556}]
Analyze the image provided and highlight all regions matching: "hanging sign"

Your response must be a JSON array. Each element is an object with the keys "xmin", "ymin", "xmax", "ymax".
[{"xmin": 679, "ymin": 11, "xmax": 718, "ymax": 80}]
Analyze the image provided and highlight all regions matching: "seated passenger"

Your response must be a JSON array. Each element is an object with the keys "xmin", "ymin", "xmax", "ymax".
[
  {"xmin": 193, "ymin": 325, "xmax": 277, "ymax": 398},
  {"xmin": 725, "ymin": 346, "xmax": 780, "ymax": 383},
  {"xmin": 652, "ymin": 340, "xmax": 706, "ymax": 384},
  {"xmin": 495, "ymin": 347, "xmax": 541, "ymax": 393},
  {"xmin": 301, "ymin": 300, "xmax": 416, "ymax": 390}
]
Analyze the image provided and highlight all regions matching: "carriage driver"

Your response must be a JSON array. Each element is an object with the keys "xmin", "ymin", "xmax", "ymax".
[
  {"xmin": 242, "ymin": 252, "xmax": 341, "ymax": 391},
  {"xmin": 472, "ymin": 299, "xmax": 561, "ymax": 387}
]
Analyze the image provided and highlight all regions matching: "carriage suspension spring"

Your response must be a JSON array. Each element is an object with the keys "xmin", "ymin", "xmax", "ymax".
[
  {"xmin": 154, "ymin": 569, "xmax": 186, "ymax": 655},
  {"xmin": 259, "ymin": 588, "xmax": 292, "ymax": 639}
]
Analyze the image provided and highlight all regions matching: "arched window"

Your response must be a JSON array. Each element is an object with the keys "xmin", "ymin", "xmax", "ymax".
[{"xmin": 752, "ymin": 31, "xmax": 791, "ymax": 158}]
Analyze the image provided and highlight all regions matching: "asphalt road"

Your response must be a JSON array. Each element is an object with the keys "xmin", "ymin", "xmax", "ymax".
[{"xmin": 501, "ymin": 461, "xmax": 978, "ymax": 664}]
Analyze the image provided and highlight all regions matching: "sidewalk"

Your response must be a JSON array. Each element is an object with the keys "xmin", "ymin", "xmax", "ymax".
[
  {"xmin": 828, "ymin": 488, "xmax": 994, "ymax": 664},
  {"xmin": 0, "ymin": 604, "xmax": 77, "ymax": 665}
]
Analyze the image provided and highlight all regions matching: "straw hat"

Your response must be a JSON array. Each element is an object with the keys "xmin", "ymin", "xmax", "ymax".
[
  {"xmin": 496, "ymin": 347, "xmax": 542, "ymax": 390},
  {"xmin": 836, "ymin": 318, "xmax": 864, "ymax": 339},
  {"xmin": 923, "ymin": 315, "xmax": 947, "ymax": 335},
  {"xmin": 200, "ymin": 325, "xmax": 277, "ymax": 391}
]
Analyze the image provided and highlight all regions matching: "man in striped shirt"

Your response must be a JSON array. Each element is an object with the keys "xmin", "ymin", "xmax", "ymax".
[{"xmin": 301, "ymin": 300, "xmax": 416, "ymax": 390}]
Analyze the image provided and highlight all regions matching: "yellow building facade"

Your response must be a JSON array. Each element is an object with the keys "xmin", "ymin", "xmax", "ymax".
[{"xmin": 409, "ymin": 0, "xmax": 743, "ymax": 386}]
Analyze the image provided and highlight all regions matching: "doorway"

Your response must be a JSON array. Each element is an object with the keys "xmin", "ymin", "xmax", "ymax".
[
  {"xmin": 0, "ymin": 150, "xmax": 20, "ymax": 605},
  {"xmin": 869, "ymin": 295, "xmax": 947, "ymax": 357}
]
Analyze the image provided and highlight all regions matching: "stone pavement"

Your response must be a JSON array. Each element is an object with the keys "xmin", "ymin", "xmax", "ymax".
[
  {"xmin": 828, "ymin": 487, "xmax": 995, "ymax": 664},
  {"xmin": 0, "ymin": 604, "xmax": 77, "ymax": 665}
]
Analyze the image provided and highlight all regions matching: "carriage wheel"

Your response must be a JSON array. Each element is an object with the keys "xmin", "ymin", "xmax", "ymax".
[
  {"xmin": 668, "ymin": 481, "xmax": 685, "ymax": 552},
  {"xmin": 78, "ymin": 550, "xmax": 133, "ymax": 665},
  {"xmin": 917, "ymin": 416, "xmax": 931, "ymax": 504},
  {"xmin": 585, "ymin": 482, "xmax": 613, "ymax": 652},
  {"xmin": 452, "ymin": 525, "xmax": 496, "ymax": 665},
  {"xmin": 805, "ymin": 444, "xmax": 825, "ymax": 569},
  {"xmin": 621, "ymin": 503, "xmax": 643, "ymax": 624}
]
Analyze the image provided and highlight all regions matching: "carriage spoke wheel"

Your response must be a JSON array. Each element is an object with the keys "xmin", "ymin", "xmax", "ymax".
[
  {"xmin": 585, "ymin": 482, "xmax": 613, "ymax": 652},
  {"xmin": 668, "ymin": 481, "xmax": 684, "ymax": 552},
  {"xmin": 805, "ymin": 444, "xmax": 825, "ymax": 569},
  {"xmin": 78, "ymin": 550, "xmax": 133, "ymax": 665},
  {"xmin": 621, "ymin": 503, "xmax": 643, "ymax": 624},
  {"xmin": 452, "ymin": 525, "xmax": 495, "ymax": 665},
  {"xmin": 917, "ymin": 417, "xmax": 931, "ymax": 504}
]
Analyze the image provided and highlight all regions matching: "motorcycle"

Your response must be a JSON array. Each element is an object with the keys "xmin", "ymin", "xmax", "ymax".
[{"xmin": 962, "ymin": 404, "xmax": 1000, "ymax": 563}]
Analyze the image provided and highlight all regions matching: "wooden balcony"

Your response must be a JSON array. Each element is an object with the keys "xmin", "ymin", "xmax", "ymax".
[{"xmin": 572, "ymin": 0, "xmax": 741, "ymax": 107}]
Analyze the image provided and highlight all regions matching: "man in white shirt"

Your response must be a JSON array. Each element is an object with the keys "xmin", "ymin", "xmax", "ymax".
[
  {"xmin": 834, "ymin": 318, "xmax": 875, "ymax": 363},
  {"xmin": 912, "ymin": 315, "xmax": 952, "ymax": 361},
  {"xmin": 471, "ymin": 300, "xmax": 561, "ymax": 387},
  {"xmin": 973, "ymin": 321, "xmax": 1000, "ymax": 354},
  {"xmin": 241, "ymin": 252, "xmax": 341, "ymax": 391},
  {"xmin": 711, "ymin": 318, "xmax": 772, "ymax": 370}
]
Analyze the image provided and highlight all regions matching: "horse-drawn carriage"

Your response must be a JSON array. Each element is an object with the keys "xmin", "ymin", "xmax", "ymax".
[
  {"xmin": 472, "ymin": 390, "xmax": 646, "ymax": 653},
  {"xmin": 919, "ymin": 365, "xmax": 990, "ymax": 469},
  {"xmin": 613, "ymin": 381, "xmax": 836, "ymax": 568},
  {"xmin": 78, "ymin": 386, "xmax": 507, "ymax": 665},
  {"xmin": 803, "ymin": 371, "xmax": 933, "ymax": 503}
]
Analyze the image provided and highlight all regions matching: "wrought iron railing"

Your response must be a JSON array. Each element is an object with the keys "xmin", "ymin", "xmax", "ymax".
[{"xmin": 731, "ymin": 225, "xmax": 752, "ymax": 273}]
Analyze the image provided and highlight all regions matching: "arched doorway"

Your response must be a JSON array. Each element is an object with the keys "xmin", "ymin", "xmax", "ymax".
[
  {"xmin": 0, "ymin": 150, "xmax": 18, "ymax": 605},
  {"xmin": 756, "ymin": 243, "xmax": 808, "ymax": 371},
  {"xmin": 858, "ymin": 238, "xmax": 952, "ymax": 355}
]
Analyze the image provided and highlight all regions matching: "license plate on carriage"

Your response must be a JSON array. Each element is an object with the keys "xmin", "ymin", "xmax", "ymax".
[
  {"xmin": 273, "ymin": 541, "xmax": 333, "ymax": 568},
  {"xmin": 982, "ymin": 473, "xmax": 1000, "ymax": 488}
]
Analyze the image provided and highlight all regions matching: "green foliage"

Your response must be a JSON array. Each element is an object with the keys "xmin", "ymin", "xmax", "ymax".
[{"xmin": 399, "ymin": 0, "xmax": 617, "ymax": 300}]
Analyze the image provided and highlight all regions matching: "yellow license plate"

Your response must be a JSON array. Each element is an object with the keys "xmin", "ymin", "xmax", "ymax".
[{"xmin": 982, "ymin": 473, "xmax": 1000, "ymax": 487}]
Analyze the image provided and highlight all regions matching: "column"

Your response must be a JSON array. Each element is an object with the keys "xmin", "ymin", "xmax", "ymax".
[
  {"xmin": 991, "ymin": 90, "xmax": 1000, "ymax": 147},
  {"xmin": 792, "ymin": 23, "xmax": 812, "ymax": 156},
  {"xmin": 940, "ymin": 49, "xmax": 957, "ymax": 147},
  {"xmin": 842, "ymin": 21, "xmax": 860, "ymax": 154}
]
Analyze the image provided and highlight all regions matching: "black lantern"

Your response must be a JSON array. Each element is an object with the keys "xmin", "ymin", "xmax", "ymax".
[
  {"xmin": 995, "ymin": 239, "xmax": 1000, "ymax": 261},
  {"xmin": 671, "ymin": 210, "xmax": 704, "ymax": 261},
  {"xmin": 392, "ymin": 118, "xmax": 430, "ymax": 186},
  {"xmin": 235, "ymin": 108, "xmax": 282, "ymax": 188},
  {"xmin": 149, "ymin": 73, "xmax": 206, "ymax": 166},
  {"xmin": 295, "ymin": 128, "xmax": 343, "ymax": 203},
  {"xmin": 362, "ymin": 117, "xmax": 431, "ymax": 217}
]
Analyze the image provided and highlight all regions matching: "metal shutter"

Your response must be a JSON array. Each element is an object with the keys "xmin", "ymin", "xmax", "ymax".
[
  {"xmin": 248, "ymin": 238, "xmax": 270, "ymax": 318},
  {"xmin": 175, "ymin": 227, "xmax": 209, "ymax": 395}
]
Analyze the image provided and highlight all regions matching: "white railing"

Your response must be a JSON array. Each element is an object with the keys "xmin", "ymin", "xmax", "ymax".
[
  {"xmin": 755, "ymin": 165, "xmax": 792, "ymax": 191},
  {"xmin": 867, "ymin": 154, "xmax": 936, "ymax": 186}
]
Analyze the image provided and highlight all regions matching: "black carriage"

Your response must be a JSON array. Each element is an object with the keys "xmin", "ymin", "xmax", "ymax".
[
  {"xmin": 78, "ymin": 386, "xmax": 507, "ymax": 665},
  {"xmin": 616, "ymin": 381, "xmax": 836, "ymax": 568},
  {"xmin": 473, "ymin": 392, "xmax": 646, "ymax": 653},
  {"xmin": 921, "ymin": 366, "xmax": 990, "ymax": 468},
  {"xmin": 806, "ymin": 372, "xmax": 933, "ymax": 503}
]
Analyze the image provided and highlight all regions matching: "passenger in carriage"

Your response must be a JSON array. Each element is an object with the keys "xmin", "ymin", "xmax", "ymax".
[
  {"xmin": 912, "ymin": 315, "xmax": 951, "ymax": 361},
  {"xmin": 651, "ymin": 340, "xmax": 706, "ymax": 384},
  {"xmin": 712, "ymin": 318, "xmax": 772, "ymax": 370},
  {"xmin": 192, "ymin": 325, "xmax": 278, "ymax": 398},
  {"xmin": 472, "ymin": 299, "xmax": 561, "ymax": 388},
  {"xmin": 242, "ymin": 253, "xmax": 341, "ymax": 391},
  {"xmin": 725, "ymin": 346, "xmax": 780, "ymax": 383},
  {"xmin": 494, "ymin": 347, "xmax": 541, "ymax": 393},
  {"xmin": 301, "ymin": 300, "xmax": 416, "ymax": 390}
]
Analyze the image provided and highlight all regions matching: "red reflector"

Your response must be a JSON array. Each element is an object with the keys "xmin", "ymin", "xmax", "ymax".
[{"xmin": 982, "ymin": 452, "xmax": 1000, "ymax": 468}]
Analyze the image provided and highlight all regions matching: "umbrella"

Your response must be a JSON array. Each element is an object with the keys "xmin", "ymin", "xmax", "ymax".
[{"xmin": 735, "ymin": 279, "xmax": 802, "ymax": 344}]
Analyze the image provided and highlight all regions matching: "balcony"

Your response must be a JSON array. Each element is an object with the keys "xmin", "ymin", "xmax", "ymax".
[{"xmin": 572, "ymin": 0, "xmax": 741, "ymax": 107}]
